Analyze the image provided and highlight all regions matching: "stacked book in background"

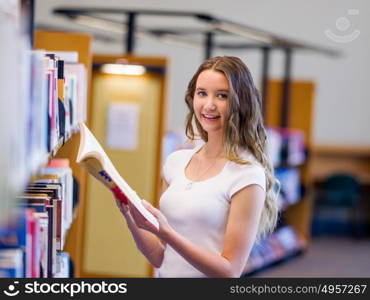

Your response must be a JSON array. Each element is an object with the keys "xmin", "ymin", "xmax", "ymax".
[
  {"xmin": 0, "ymin": 159, "xmax": 75, "ymax": 278},
  {"xmin": 275, "ymin": 168, "xmax": 301, "ymax": 211},
  {"xmin": 266, "ymin": 127, "xmax": 306, "ymax": 168},
  {"xmin": 0, "ymin": 41, "xmax": 87, "ymax": 226},
  {"xmin": 241, "ymin": 127, "xmax": 307, "ymax": 276},
  {"xmin": 267, "ymin": 127, "xmax": 306, "ymax": 210},
  {"xmin": 1, "ymin": 2, "xmax": 87, "ymax": 278},
  {"xmin": 243, "ymin": 226, "xmax": 305, "ymax": 276},
  {"xmin": 0, "ymin": 46, "xmax": 86, "ymax": 238},
  {"xmin": 0, "ymin": 0, "xmax": 29, "ymax": 225}
]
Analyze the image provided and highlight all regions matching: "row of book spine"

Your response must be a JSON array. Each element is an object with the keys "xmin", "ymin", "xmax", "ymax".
[
  {"xmin": 275, "ymin": 168, "xmax": 302, "ymax": 210},
  {"xmin": 0, "ymin": 24, "xmax": 87, "ymax": 225},
  {"xmin": 0, "ymin": 159, "xmax": 75, "ymax": 278},
  {"xmin": 29, "ymin": 50, "xmax": 87, "ymax": 177},
  {"xmin": 0, "ymin": 2, "xmax": 87, "ymax": 278},
  {"xmin": 266, "ymin": 127, "xmax": 306, "ymax": 210},
  {"xmin": 0, "ymin": 48, "xmax": 86, "ymax": 275},
  {"xmin": 0, "ymin": 0, "xmax": 29, "ymax": 224},
  {"xmin": 266, "ymin": 127, "xmax": 306, "ymax": 168}
]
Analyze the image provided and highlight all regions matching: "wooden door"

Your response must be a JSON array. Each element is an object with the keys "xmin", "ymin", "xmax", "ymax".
[{"xmin": 81, "ymin": 57, "xmax": 166, "ymax": 277}]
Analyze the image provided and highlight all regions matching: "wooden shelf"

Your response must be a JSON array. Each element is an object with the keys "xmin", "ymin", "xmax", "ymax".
[
  {"xmin": 29, "ymin": 128, "xmax": 79, "ymax": 184},
  {"xmin": 265, "ymin": 79, "xmax": 315, "ymax": 250},
  {"xmin": 312, "ymin": 144, "xmax": 370, "ymax": 157}
]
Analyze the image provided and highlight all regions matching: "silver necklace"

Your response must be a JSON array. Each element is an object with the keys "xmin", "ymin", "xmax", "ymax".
[{"xmin": 185, "ymin": 155, "xmax": 220, "ymax": 190}]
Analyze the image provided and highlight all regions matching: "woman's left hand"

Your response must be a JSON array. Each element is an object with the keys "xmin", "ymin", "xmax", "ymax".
[{"xmin": 128, "ymin": 200, "xmax": 172, "ymax": 239}]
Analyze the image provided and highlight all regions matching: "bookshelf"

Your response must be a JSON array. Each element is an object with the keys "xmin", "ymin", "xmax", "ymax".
[
  {"xmin": 34, "ymin": 30, "xmax": 92, "ymax": 277},
  {"xmin": 266, "ymin": 79, "xmax": 315, "ymax": 243},
  {"xmin": 243, "ymin": 79, "xmax": 315, "ymax": 275},
  {"xmin": 0, "ymin": 27, "xmax": 92, "ymax": 277}
]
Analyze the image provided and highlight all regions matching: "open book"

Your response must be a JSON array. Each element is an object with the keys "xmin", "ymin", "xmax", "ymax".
[{"xmin": 76, "ymin": 122, "xmax": 159, "ymax": 230}]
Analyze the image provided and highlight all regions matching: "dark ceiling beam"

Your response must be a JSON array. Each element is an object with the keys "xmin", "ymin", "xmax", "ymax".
[{"xmin": 53, "ymin": 7, "xmax": 340, "ymax": 57}]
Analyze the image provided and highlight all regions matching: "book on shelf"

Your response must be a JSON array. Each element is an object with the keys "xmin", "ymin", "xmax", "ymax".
[
  {"xmin": 0, "ymin": 7, "xmax": 87, "ymax": 278},
  {"xmin": 266, "ymin": 127, "xmax": 306, "ymax": 168},
  {"xmin": 16, "ymin": 196, "xmax": 58, "ymax": 278},
  {"xmin": 40, "ymin": 163, "xmax": 74, "ymax": 247},
  {"xmin": 266, "ymin": 127, "xmax": 305, "ymax": 211},
  {"xmin": 275, "ymin": 168, "xmax": 301, "ymax": 210},
  {"xmin": 0, "ymin": 249, "xmax": 24, "ymax": 278},
  {"xmin": 76, "ymin": 122, "xmax": 159, "ymax": 230},
  {"xmin": 0, "ymin": 161, "xmax": 75, "ymax": 278},
  {"xmin": 0, "ymin": 0, "xmax": 32, "ymax": 224},
  {"xmin": 26, "ymin": 50, "xmax": 88, "ymax": 178},
  {"xmin": 243, "ymin": 226, "xmax": 304, "ymax": 275},
  {"xmin": 0, "ymin": 9, "xmax": 87, "ymax": 226},
  {"xmin": 0, "ymin": 49, "xmax": 88, "ymax": 227}
]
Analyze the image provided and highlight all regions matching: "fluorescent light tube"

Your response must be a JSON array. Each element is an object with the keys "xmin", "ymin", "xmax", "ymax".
[{"xmin": 101, "ymin": 64, "xmax": 146, "ymax": 75}]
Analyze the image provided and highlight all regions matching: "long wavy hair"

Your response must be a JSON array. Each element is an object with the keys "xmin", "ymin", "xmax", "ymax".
[{"xmin": 185, "ymin": 56, "xmax": 279, "ymax": 239}]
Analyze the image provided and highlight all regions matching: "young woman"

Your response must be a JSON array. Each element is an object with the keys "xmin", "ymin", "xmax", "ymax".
[{"xmin": 116, "ymin": 56, "xmax": 279, "ymax": 278}]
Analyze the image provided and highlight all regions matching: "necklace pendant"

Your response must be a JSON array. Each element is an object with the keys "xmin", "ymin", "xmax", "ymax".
[{"xmin": 185, "ymin": 182, "xmax": 193, "ymax": 190}]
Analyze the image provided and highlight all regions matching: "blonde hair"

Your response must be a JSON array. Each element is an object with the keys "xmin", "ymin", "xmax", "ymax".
[{"xmin": 185, "ymin": 56, "xmax": 279, "ymax": 239}]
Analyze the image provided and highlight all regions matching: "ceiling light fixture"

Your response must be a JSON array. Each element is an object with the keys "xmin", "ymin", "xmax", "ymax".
[{"xmin": 101, "ymin": 64, "xmax": 146, "ymax": 75}]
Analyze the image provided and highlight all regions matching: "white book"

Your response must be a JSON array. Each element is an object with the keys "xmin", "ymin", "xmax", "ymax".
[{"xmin": 76, "ymin": 122, "xmax": 159, "ymax": 230}]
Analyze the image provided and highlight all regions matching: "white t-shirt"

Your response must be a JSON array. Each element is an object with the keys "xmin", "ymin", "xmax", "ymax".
[{"xmin": 156, "ymin": 144, "xmax": 266, "ymax": 278}]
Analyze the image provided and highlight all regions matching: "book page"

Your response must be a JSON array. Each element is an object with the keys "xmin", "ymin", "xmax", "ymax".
[{"xmin": 77, "ymin": 123, "xmax": 159, "ymax": 230}]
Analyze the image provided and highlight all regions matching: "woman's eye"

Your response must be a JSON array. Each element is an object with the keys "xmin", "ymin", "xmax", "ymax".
[
  {"xmin": 197, "ymin": 91, "xmax": 206, "ymax": 97},
  {"xmin": 218, "ymin": 94, "xmax": 228, "ymax": 99}
]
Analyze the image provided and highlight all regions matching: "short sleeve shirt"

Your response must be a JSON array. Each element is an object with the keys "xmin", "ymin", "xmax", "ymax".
[{"xmin": 156, "ymin": 144, "xmax": 266, "ymax": 277}]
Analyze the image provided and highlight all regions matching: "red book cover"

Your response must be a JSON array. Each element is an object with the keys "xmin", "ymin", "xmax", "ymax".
[
  {"xmin": 25, "ymin": 209, "xmax": 35, "ymax": 278},
  {"xmin": 47, "ymin": 158, "xmax": 70, "ymax": 168}
]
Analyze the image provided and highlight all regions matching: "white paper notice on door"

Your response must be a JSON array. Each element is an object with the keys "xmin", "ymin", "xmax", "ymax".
[{"xmin": 106, "ymin": 102, "xmax": 140, "ymax": 151}]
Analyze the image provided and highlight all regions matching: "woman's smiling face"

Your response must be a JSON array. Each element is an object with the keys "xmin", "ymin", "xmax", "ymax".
[{"xmin": 193, "ymin": 69, "xmax": 229, "ymax": 134}]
